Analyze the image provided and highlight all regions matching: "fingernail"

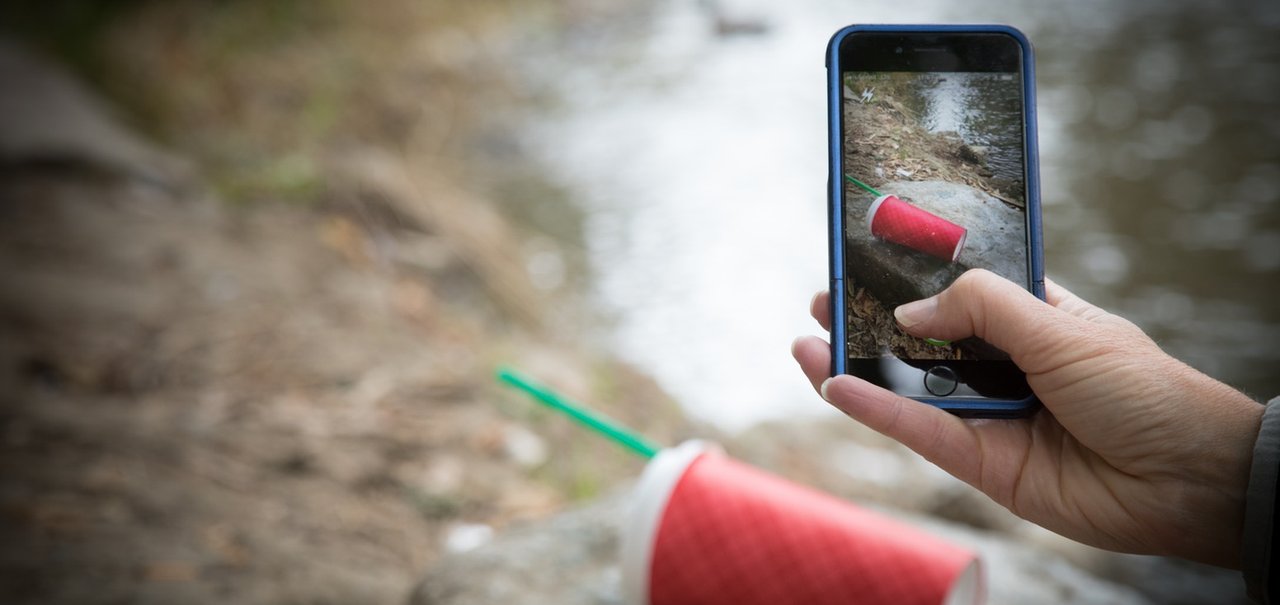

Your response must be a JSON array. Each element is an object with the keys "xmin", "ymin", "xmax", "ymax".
[
  {"xmin": 894, "ymin": 296, "xmax": 938, "ymax": 328},
  {"xmin": 820, "ymin": 378, "xmax": 833, "ymax": 402}
]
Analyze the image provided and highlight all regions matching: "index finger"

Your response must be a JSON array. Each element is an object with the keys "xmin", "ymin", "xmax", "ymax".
[{"xmin": 810, "ymin": 290, "xmax": 831, "ymax": 332}]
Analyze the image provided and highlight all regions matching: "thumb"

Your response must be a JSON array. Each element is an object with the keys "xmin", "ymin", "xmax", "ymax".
[{"xmin": 893, "ymin": 269, "xmax": 1089, "ymax": 374}]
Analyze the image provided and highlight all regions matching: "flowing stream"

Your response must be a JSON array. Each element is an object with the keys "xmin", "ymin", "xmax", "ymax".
[
  {"xmin": 912, "ymin": 72, "xmax": 1024, "ymax": 184},
  {"xmin": 525, "ymin": 0, "xmax": 1280, "ymax": 430}
]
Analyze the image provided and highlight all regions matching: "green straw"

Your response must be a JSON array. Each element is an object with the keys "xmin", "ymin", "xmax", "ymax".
[
  {"xmin": 844, "ymin": 174, "xmax": 882, "ymax": 197},
  {"xmin": 495, "ymin": 366, "xmax": 662, "ymax": 459}
]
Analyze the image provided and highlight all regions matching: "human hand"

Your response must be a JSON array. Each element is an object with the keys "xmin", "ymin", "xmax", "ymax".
[{"xmin": 792, "ymin": 269, "xmax": 1263, "ymax": 568}]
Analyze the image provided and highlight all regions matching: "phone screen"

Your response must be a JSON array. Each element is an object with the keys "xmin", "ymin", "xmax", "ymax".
[{"xmin": 837, "ymin": 32, "xmax": 1035, "ymax": 402}]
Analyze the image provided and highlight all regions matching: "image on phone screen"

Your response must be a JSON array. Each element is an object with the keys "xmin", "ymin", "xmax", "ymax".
[{"xmin": 839, "ymin": 37, "xmax": 1034, "ymax": 401}]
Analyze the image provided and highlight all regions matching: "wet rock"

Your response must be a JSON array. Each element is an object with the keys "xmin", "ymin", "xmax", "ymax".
[
  {"xmin": 409, "ymin": 494, "xmax": 624, "ymax": 605},
  {"xmin": 0, "ymin": 40, "xmax": 187, "ymax": 186},
  {"xmin": 958, "ymin": 144, "xmax": 990, "ymax": 165},
  {"xmin": 406, "ymin": 485, "xmax": 1237, "ymax": 605},
  {"xmin": 711, "ymin": 15, "xmax": 770, "ymax": 38},
  {"xmin": 1090, "ymin": 555, "xmax": 1250, "ymax": 605},
  {"xmin": 844, "ymin": 180, "xmax": 1027, "ymax": 306}
]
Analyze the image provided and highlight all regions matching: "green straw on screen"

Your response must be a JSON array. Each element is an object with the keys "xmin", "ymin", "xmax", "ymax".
[
  {"xmin": 495, "ymin": 367, "xmax": 662, "ymax": 459},
  {"xmin": 844, "ymin": 174, "xmax": 882, "ymax": 197}
]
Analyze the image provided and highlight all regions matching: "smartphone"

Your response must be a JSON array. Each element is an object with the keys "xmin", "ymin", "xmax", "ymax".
[{"xmin": 826, "ymin": 25, "xmax": 1045, "ymax": 417}]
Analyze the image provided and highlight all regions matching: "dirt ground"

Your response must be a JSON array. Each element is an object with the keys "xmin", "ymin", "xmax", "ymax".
[
  {"xmin": 0, "ymin": 162, "xmax": 694, "ymax": 605},
  {"xmin": 0, "ymin": 2, "xmax": 697, "ymax": 603}
]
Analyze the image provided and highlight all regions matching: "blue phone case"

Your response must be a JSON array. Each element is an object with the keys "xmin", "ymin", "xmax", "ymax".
[{"xmin": 826, "ymin": 24, "xmax": 1045, "ymax": 417}]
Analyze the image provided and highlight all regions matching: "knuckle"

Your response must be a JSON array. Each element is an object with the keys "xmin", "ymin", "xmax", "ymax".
[
  {"xmin": 954, "ymin": 268, "xmax": 996, "ymax": 290},
  {"xmin": 949, "ymin": 270, "xmax": 979, "ymax": 295},
  {"xmin": 946, "ymin": 269, "xmax": 997, "ymax": 306}
]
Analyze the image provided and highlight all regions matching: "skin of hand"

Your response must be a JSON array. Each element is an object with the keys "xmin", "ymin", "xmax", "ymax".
[{"xmin": 792, "ymin": 269, "xmax": 1264, "ymax": 569}]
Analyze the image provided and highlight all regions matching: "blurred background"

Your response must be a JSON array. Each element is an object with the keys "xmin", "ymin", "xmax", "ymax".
[{"xmin": 0, "ymin": 0, "xmax": 1276, "ymax": 603}]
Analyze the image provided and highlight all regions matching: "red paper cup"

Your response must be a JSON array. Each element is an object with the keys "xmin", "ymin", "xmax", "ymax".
[
  {"xmin": 622, "ymin": 441, "xmax": 983, "ymax": 605},
  {"xmin": 866, "ymin": 194, "xmax": 968, "ymax": 262}
]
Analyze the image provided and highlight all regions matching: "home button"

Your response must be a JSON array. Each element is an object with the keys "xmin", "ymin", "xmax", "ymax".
[{"xmin": 924, "ymin": 366, "xmax": 959, "ymax": 397}]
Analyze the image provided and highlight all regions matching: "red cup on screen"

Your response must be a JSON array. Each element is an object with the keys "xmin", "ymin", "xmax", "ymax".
[
  {"xmin": 866, "ymin": 194, "xmax": 968, "ymax": 262},
  {"xmin": 621, "ymin": 441, "xmax": 984, "ymax": 605}
]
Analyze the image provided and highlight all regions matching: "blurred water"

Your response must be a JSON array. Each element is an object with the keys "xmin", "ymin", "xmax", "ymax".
[
  {"xmin": 524, "ymin": 0, "xmax": 1280, "ymax": 430},
  {"xmin": 911, "ymin": 72, "xmax": 1024, "ymax": 184}
]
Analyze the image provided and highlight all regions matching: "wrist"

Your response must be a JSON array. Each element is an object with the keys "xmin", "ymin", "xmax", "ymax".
[
  {"xmin": 1181, "ymin": 371, "xmax": 1264, "ymax": 568},
  {"xmin": 1242, "ymin": 398, "xmax": 1280, "ymax": 592}
]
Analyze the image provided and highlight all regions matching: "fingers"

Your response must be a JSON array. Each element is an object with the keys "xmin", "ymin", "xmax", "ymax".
[
  {"xmin": 893, "ymin": 269, "xmax": 1088, "ymax": 370},
  {"xmin": 792, "ymin": 337, "xmax": 984, "ymax": 483},
  {"xmin": 819, "ymin": 374, "xmax": 982, "ymax": 484},
  {"xmin": 1043, "ymin": 277, "xmax": 1074, "ymax": 307},
  {"xmin": 1043, "ymin": 277, "xmax": 1111, "ymax": 323},
  {"xmin": 792, "ymin": 335, "xmax": 833, "ymax": 392},
  {"xmin": 810, "ymin": 290, "xmax": 832, "ymax": 332}
]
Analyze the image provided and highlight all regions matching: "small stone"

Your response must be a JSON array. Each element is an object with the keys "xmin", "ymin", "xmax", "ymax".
[
  {"xmin": 958, "ymin": 144, "xmax": 989, "ymax": 165},
  {"xmin": 502, "ymin": 424, "xmax": 549, "ymax": 469},
  {"xmin": 443, "ymin": 523, "xmax": 494, "ymax": 554}
]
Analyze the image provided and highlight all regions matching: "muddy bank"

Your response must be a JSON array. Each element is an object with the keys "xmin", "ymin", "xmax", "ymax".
[{"xmin": 0, "ymin": 3, "xmax": 698, "ymax": 603}]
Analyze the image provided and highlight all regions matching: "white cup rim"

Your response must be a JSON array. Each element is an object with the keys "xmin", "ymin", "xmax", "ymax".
[
  {"xmin": 865, "ymin": 194, "xmax": 895, "ymax": 233},
  {"xmin": 620, "ymin": 440, "xmax": 721, "ymax": 605},
  {"xmin": 943, "ymin": 557, "xmax": 986, "ymax": 605}
]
